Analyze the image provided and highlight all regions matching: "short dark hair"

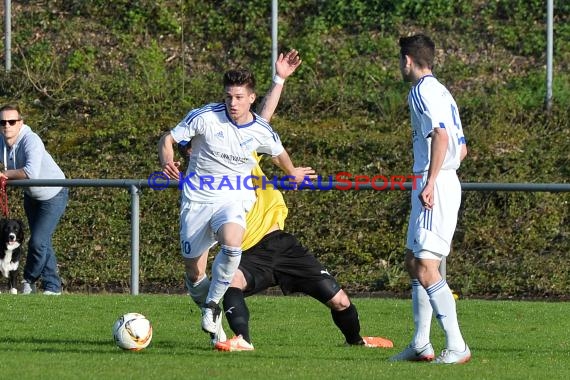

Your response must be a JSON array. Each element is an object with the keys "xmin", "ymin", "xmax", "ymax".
[
  {"xmin": 399, "ymin": 34, "xmax": 435, "ymax": 70},
  {"xmin": 0, "ymin": 103, "xmax": 22, "ymax": 117},
  {"xmin": 223, "ymin": 69, "xmax": 256, "ymax": 92}
]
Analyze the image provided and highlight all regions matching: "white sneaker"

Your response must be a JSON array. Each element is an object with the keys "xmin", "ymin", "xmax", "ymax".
[
  {"xmin": 390, "ymin": 343, "xmax": 435, "ymax": 362},
  {"xmin": 212, "ymin": 318, "xmax": 227, "ymax": 345},
  {"xmin": 433, "ymin": 345, "xmax": 471, "ymax": 364},
  {"xmin": 21, "ymin": 280, "xmax": 36, "ymax": 295},
  {"xmin": 207, "ymin": 304, "xmax": 227, "ymax": 345},
  {"xmin": 43, "ymin": 290, "xmax": 62, "ymax": 296},
  {"xmin": 201, "ymin": 301, "xmax": 222, "ymax": 335}
]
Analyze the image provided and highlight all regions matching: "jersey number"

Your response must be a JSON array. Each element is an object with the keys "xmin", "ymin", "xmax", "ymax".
[{"xmin": 451, "ymin": 104, "xmax": 465, "ymax": 144}]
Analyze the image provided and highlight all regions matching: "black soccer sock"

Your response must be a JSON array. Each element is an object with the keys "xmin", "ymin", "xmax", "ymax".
[
  {"xmin": 331, "ymin": 303, "xmax": 363, "ymax": 345},
  {"xmin": 222, "ymin": 287, "xmax": 251, "ymax": 343}
]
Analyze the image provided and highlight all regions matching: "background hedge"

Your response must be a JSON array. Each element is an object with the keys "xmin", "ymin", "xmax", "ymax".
[{"xmin": 1, "ymin": 0, "xmax": 568, "ymax": 297}]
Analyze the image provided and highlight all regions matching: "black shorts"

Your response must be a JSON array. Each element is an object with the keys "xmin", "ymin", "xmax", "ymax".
[{"xmin": 240, "ymin": 230, "xmax": 339, "ymax": 299}]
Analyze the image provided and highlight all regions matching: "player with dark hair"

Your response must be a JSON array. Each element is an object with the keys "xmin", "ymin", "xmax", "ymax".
[
  {"xmin": 208, "ymin": 51, "xmax": 393, "ymax": 352},
  {"xmin": 158, "ymin": 56, "xmax": 309, "ymax": 343},
  {"xmin": 390, "ymin": 34, "xmax": 470, "ymax": 364},
  {"xmin": 177, "ymin": 50, "xmax": 393, "ymax": 351}
]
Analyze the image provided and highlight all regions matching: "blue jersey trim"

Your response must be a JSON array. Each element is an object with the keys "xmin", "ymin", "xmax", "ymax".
[
  {"xmin": 224, "ymin": 107, "xmax": 258, "ymax": 129},
  {"xmin": 426, "ymin": 279, "xmax": 446, "ymax": 296},
  {"xmin": 410, "ymin": 76, "xmax": 431, "ymax": 115},
  {"xmin": 183, "ymin": 103, "xmax": 225, "ymax": 125},
  {"xmin": 422, "ymin": 209, "xmax": 433, "ymax": 231},
  {"xmin": 230, "ymin": 113, "xmax": 280, "ymax": 142}
]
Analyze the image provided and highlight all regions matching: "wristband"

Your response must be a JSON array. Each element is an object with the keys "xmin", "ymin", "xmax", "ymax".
[{"xmin": 273, "ymin": 75, "xmax": 285, "ymax": 85}]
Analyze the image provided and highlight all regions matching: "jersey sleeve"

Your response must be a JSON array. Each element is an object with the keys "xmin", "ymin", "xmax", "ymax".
[
  {"xmin": 419, "ymin": 85, "xmax": 459, "ymax": 138},
  {"xmin": 257, "ymin": 131, "xmax": 285, "ymax": 157},
  {"xmin": 170, "ymin": 108, "xmax": 207, "ymax": 143},
  {"xmin": 417, "ymin": 90, "xmax": 441, "ymax": 138}
]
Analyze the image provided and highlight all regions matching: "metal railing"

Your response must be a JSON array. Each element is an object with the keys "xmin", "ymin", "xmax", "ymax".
[{"xmin": 8, "ymin": 179, "xmax": 570, "ymax": 294}]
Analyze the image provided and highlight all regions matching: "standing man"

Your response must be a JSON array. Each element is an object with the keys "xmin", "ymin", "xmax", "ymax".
[
  {"xmin": 0, "ymin": 103, "xmax": 68, "ymax": 295},
  {"xmin": 390, "ymin": 34, "xmax": 470, "ymax": 364},
  {"xmin": 158, "ymin": 59, "xmax": 308, "ymax": 343}
]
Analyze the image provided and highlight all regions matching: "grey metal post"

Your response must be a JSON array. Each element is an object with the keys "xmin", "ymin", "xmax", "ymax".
[
  {"xmin": 546, "ymin": 0, "xmax": 553, "ymax": 112},
  {"xmin": 271, "ymin": 0, "xmax": 278, "ymax": 77},
  {"xmin": 4, "ymin": 0, "xmax": 12, "ymax": 72},
  {"xmin": 130, "ymin": 185, "xmax": 140, "ymax": 295}
]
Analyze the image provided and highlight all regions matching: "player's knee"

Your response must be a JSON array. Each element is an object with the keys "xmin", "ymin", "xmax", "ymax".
[
  {"xmin": 307, "ymin": 276, "xmax": 343, "ymax": 305},
  {"xmin": 217, "ymin": 223, "xmax": 245, "ymax": 247},
  {"xmin": 184, "ymin": 267, "xmax": 202, "ymax": 283},
  {"xmin": 183, "ymin": 255, "xmax": 207, "ymax": 282},
  {"xmin": 327, "ymin": 289, "xmax": 351, "ymax": 311},
  {"xmin": 413, "ymin": 251, "xmax": 443, "ymax": 286},
  {"xmin": 230, "ymin": 269, "xmax": 247, "ymax": 289}
]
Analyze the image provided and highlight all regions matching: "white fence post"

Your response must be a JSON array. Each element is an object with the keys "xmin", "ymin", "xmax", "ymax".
[
  {"xmin": 130, "ymin": 185, "xmax": 141, "ymax": 295},
  {"xmin": 4, "ymin": 0, "xmax": 12, "ymax": 72}
]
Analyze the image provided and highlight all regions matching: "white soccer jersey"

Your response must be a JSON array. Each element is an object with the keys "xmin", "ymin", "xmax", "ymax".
[
  {"xmin": 408, "ymin": 75, "xmax": 466, "ymax": 173},
  {"xmin": 170, "ymin": 103, "xmax": 285, "ymax": 203}
]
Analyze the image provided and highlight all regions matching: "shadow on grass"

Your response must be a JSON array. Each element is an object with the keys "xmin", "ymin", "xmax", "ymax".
[{"xmin": 0, "ymin": 337, "xmax": 226, "ymax": 354}]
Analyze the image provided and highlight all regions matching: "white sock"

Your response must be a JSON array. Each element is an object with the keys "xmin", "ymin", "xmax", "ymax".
[
  {"xmin": 206, "ymin": 245, "xmax": 242, "ymax": 305},
  {"xmin": 411, "ymin": 279, "xmax": 432, "ymax": 348},
  {"xmin": 426, "ymin": 279, "xmax": 466, "ymax": 351},
  {"xmin": 185, "ymin": 273, "xmax": 210, "ymax": 307}
]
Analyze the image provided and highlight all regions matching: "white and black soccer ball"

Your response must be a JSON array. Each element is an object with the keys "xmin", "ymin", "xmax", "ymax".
[{"xmin": 112, "ymin": 313, "xmax": 153, "ymax": 351}]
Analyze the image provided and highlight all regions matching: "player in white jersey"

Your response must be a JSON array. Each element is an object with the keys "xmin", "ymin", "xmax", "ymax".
[
  {"xmin": 390, "ymin": 34, "xmax": 470, "ymax": 364},
  {"xmin": 158, "ymin": 61, "xmax": 310, "ymax": 342}
]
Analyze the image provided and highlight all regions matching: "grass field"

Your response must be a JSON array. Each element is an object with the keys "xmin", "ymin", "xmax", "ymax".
[{"xmin": 0, "ymin": 294, "xmax": 568, "ymax": 379}]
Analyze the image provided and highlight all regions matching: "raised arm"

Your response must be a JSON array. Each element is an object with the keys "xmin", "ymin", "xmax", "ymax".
[{"xmin": 257, "ymin": 49, "xmax": 302, "ymax": 121}]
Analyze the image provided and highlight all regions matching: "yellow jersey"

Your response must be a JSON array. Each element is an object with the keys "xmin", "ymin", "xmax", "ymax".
[{"xmin": 242, "ymin": 152, "xmax": 288, "ymax": 251}]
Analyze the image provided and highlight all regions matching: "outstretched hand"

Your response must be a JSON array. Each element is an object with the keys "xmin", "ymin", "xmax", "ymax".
[
  {"xmin": 284, "ymin": 166, "xmax": 316, "ymax": 190},
  {"xmin": 275, "ymin": 49, "xmax": 302, "ymax": 80},
  {"xmin": 290, "ymin": 166, "xmax": 316, "ymax": 183}
]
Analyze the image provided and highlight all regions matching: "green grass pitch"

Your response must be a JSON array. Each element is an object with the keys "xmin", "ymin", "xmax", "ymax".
[{"xmin": 0, "ymin": 294, "xmax": 568, "ymax": 379}]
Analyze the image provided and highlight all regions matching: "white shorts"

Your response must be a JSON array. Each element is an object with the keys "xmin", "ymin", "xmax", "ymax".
[
  {"xmin": 406, "ymin": 170, "xmax": 461, "ymax": 257},
  {"xmin": 180, "ymin": 200, "xmax": 254, "ymax": 259}
]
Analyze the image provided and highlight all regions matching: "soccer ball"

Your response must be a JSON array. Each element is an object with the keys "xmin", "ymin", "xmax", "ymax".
[{"xmin": 112, "ymin": 313, "xmax": 153, "ymax": 351}]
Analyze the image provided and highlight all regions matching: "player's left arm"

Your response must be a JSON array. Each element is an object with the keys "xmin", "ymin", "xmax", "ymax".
[
  {"xmin": 460, "ymin": 143, "xmax": 468, "ymax": 162},
  {"xmin": 158, "ymin": 132, "xmax": 181, "ymax": 179},
  {"xmin": 420, "ymin": 127, "xmax": 448, "ymax": 209}
]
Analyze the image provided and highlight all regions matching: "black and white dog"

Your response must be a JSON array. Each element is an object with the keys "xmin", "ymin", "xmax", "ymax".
[{"xmin": 0, "ymin": 219, "xmax": 25, "ymax": 294}]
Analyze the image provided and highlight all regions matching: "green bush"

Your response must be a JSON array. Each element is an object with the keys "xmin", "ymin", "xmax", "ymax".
[{"xmin": 0, "ymin": 0, "xmax": 568, "ymax": 296}]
